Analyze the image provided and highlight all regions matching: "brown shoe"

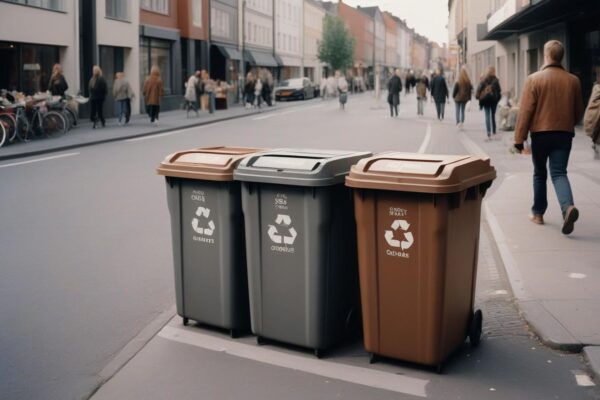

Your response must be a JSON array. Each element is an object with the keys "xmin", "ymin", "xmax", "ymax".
[
  {"xmin": 529, "ymin": 214, "xmax": 544, "ymax": 225},
  {"xmin": 562, "ymin": 206, "xmax": 579, "ymax": 235}
]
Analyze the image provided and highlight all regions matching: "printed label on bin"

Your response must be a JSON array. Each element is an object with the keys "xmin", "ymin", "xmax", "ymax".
[
  {"xmin": 190, "ymin": 190, "xmax": 216, "ymax": 245},
  {"xmin": 384, "ymin": 207, "xmax": 413, "ymax": 258},
  {"xmin": 268, "ymin": 193, "xmax": 297, "ymax": 254}
]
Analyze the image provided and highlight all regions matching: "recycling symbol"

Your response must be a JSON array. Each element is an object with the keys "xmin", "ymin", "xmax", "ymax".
[
  {"xmin": 191, "ymin": 206, "xmax": 215, "ymax": 236},
  {"xmin": 384, "ymin": 219, "xmax": 414, "ymax": 250},
  {"xmin": 268, "ymin": 214, "xmax": 297, "ymax": 245}
]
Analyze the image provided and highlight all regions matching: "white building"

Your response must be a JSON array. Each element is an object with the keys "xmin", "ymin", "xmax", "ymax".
[
  {"xmin": 243, "ymin": 0, "xmax": 278, "ymax": 72},
  {"xmin": 303, "ymin": 0, "xmax": 325, "ymax": 84},
  {"xmin": 275, "ymin": 0, "xmax": 304, "ymax": 79}
]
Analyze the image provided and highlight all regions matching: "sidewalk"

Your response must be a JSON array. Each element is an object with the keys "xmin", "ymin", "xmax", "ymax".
[
  {"xmin": 0, "ymin": 101, "xmax": 300, "ymax": 161},
  {"xmin": 459, "ymin": 110, "xmax": 600, "ymax": 375}
]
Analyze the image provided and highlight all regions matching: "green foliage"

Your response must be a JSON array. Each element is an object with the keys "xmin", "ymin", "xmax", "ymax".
[{"xmin": 318, "ymin": 15, "xmax": 355, "ymax": 72}]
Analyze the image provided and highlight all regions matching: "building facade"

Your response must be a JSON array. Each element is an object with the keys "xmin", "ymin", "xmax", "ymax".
[
  {"xmin": 411, "ymin": 33, "xmax": 430, "ymax": 72},
  {"xmin": 303, "ymin": 0, "xmax": 325, "ymax": 84},
  {"xmin": 243, "ymin": 0, "xmax": 278, "ymax": 75},
  {"xmin": 337, "ymin": 0, "xmax": 373, "ymax": 84},
  {"xmin": 180, "ymin": 0, "xmax": 209, "ymax": 84},
  {"xmin": 275, "ymin": 0, "xmax": 303, "ymax": 80},
  {"xmin": 382, "ymin": 11, "xmax": 397, "ymax": 74},
  {"xmin": 210, "ymin": 0, "xmax": 238, "ymax": 85}
]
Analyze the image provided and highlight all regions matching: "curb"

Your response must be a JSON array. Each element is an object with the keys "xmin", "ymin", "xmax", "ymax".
[
  {"xmin": 584, "ymin": 346, "xmax": 600, "ymax": 379},
  {"xmin": 483, "ymin": 200, "xmax": 583, "ymax": 352},
  {"xmin": 0, "ymin": 107, "xmax": 277, "ymax": 162}
]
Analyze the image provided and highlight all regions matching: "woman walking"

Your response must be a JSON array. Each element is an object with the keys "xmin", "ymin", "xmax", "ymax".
[
  {"xmin": 113, "ymin": 72, "xmax": 134, "ymax": 125},
  {"xmin": 430, "ymin": 68, "xmax": 449, "ymax": 120},
  {"xmin": 89, "ymin": 65, "xmax": 108, "ymax": 129},
  {"xmin": 184, "ymin": 71, "xmax": 201, "ymax": 117},
  {"xmin": 476, "ymin": 66, "xmax": 502, "ymax": 139},
  {"xmin": 452, "ymin": 66, "xmax": 473, "ymax": 129},
  {"xmin": 143, "ymin": 66, "xmax": 164, "ymax": 126},
  {"xmin": 416, "ymin": 73, "xmax": 429, "ymax": 116},
  {"xmin": 387, "ymin": 69, "xmax": 402, "ymax": 117},
  {"xmin": 48, "ymin": 64, "xmax": 68, "ymax": 98},
  {"xmin": 244, "ymin": 72, "xmax": 255, "ymax": 109}
]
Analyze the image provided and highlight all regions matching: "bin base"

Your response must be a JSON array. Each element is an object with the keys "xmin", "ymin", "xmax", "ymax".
[{"xmin": 468, "ymin": 309, "xmax": 483, "ymax": 347}]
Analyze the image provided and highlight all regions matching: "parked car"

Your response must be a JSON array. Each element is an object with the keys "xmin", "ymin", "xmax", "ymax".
[{"xmin": 274, "ymin": 78, "xmax": 315, "ymax": 101}]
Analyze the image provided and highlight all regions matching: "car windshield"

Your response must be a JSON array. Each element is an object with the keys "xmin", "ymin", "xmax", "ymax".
[{"xmin": 279, "ymin": 79, "xmax": 304, "ymax": 87}]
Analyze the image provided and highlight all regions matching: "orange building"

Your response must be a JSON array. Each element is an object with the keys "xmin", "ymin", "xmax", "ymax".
[{"xmin": 337, "ymin": 0, "xmax": 374, "ymax": 84}]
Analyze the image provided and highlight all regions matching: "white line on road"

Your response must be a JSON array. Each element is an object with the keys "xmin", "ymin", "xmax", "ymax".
[
  {"xmin": 253, "ymin": 103, "xmax": 326, "ymax": 121},
  {"xmin": 0, "ymin": 152, "xmax": 79, "ymax": 169},
  {"xmin": 417, "ymin": 122, "xmax": 432, "ymax": 154},
  {"xmin": 158, "ymin": 325, "xmax": 429, "ymax": 397}
]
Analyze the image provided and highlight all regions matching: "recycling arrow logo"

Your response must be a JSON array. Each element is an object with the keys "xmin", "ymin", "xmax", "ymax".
[
  {"xmin": 384, "ymin": 219, "xmax": 414, "ymax": 250},
  {"xmin": 268, "ymin": 214, "xmax": 297, "ymax": 245},
  {"xmin": 191, "ymin": 206, "xmax": 215, "ymax": 236}
]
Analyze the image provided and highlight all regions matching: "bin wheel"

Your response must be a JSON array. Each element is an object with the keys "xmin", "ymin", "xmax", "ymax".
[
  {"xmin": 314, "ymin": 349, "xmax": 324, "ymax": 359},
  {"xmin": 469, "ymin": 309, "xmax": 483, "ymax": 347},
  {"xmin": 369, "ymin": 353, "xmax": 379, "ymax": 364},
  {"xmin": 230, "ymin": 329, "xmax": 240, "ymax": 339},
  {"xmin": 256, "ymin": 336, "xmax": 266, "ymax": 346},
  {"xmin": 183, "ymin": 317, "xmax": 189, "ymax": 326},
  {"xmin": 436, "ymin": 363, "xmax": 444, "ymax": 374}
]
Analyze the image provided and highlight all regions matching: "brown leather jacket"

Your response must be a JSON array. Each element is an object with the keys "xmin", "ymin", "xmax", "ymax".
[
  {"xmin": 515, "ymin": 64, "xmax": 584, "ymax": 144},
  {"xmin": 143, "ymin": 75, "xmax": 164, "ymax": 106}
]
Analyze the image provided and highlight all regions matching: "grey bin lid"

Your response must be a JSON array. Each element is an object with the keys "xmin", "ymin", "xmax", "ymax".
[{"xmin": 233, "ymin": 149, "xmax": 372, "ymax": 187}]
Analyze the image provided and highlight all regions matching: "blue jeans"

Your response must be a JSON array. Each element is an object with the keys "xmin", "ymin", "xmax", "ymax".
[
  {"xmin": 484, "ymin": 104, "xmax": 497, "ymax": 135},
  {"xmin": 455, "ymin": 101, "xmax": 466, "ymax": 124},
  {"xmin": 116, "ymin": 99, "xmax": 128, "ymax": 123},
  {"xmin": 435, "ymin": 102, "xmax": 445, "ymax": 119},
  {"xmin": 417, "ymin": 98, "xmax": 424, "ymax": 115},
  {"xmin": 531, "ymin": 132, "xmax": 574, "ymax": 216}
]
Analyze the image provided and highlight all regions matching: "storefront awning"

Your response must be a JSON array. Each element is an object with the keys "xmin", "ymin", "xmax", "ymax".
[
  {"xmin": 216, "ymin": 44, "xmax": 242, "ymax": 61},
  {"xmin": 244, "ymin": 50, "xmax": 278, "ymax": 68},
  {"xmin": 276, "ymin": 54, "xmax": 303, "ymax": 67}
]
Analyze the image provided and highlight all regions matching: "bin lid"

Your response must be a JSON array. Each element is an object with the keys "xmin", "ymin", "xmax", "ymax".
[
  {"xmin": 156, "ymin": 146, "xmax": 265, "ymax": 181},
  {"xmin": 345, "ymin": 152, "xmax": 496, "ymax": 193},
  {"xmin": 233, "ymin": 149, "xmax": 372, "ymax": 187}
]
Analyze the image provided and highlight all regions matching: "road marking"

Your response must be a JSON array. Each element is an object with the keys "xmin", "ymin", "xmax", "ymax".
[
  {"xmin": 0, "ymin": 152, "xmax": 79, "ymax": 168},
  {"xmin": 158, "ymin": 325, "xmax": 429, "ymax": 397},
  {"xmin": 458, "ymin": 131, "xmax": 488, "ymax": 157},
  {"xmin": 573, "ymin": 371, "xmax": 595, "ymax": 387},
  {"xmin": 417, "ymin": 122, "xmax": 432, "ymax": 154},
  {"xmin": 568, "ymin": 273, "xmax": 586, "ymax": 279},
  {"xmin": 125, "ymin": 131, "xmax": 181, "ymax": 142},
  {"xmin": 253, "ymin": 103, "xmax": 325, "ymax": 121}
]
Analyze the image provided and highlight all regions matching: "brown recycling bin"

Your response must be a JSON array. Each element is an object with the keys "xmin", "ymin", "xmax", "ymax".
[{"xmin": 345, "ymin": 153, "xmax": 496, "ymax": 370}]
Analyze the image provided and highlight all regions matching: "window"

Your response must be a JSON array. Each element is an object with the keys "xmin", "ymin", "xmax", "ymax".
[
  {"xmin": 192, "ymin": 0, "xmax": 202, "ymax": 27},
  {"xmin": 0, "ymin": 41, "xmax": 60, "ymax": 94},
  {"xmin": 211, "ymin": 7, "xmax": 231, "ymax": 39},
  {"xmin": 140, "ymin": 37, "xmax": 172, "ymax": 95},
  {"xmin": 3, "ymin": 0, "xmax": 64, "ymax": 11},
  {"xmin": 106, "ymin": 0, "xmax": 129, "ymax": 21},
  {"xmin": 140, "ymin": 0, "xmax": 168, "ymax": 14}
]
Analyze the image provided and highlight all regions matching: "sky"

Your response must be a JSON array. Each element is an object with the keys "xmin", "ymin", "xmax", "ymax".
[{"xmin": 341, "ymin": 0, "xmax": 449, "ymax": 45}]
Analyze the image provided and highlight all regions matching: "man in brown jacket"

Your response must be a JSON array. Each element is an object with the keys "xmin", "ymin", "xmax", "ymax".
[{"xmin": 514, "ymin": 40, "xmax": 584, "ymax": 235}]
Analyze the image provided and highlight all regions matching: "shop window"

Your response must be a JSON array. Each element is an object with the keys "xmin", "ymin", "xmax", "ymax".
[
  {"xmin": 192, "ymin": 0, "xmax": 202, "ymax": 27},
  {"xmin": 140, "ymin": 37, "xmax": 172, "ymax": 95},
  {"xmin": 140, "ymin": 0, "xmax": 168, "ymax": 15},
  {"xmin": 0, "ymin": 41, "xmax": 59, "ymax": 94},
  {"xmin": 2, "ymin": 0, "xmax": 64, "ymax": 11},
  {"xmin": 106, "ymin": 0, "xmax": 129, "ymax": 21}
]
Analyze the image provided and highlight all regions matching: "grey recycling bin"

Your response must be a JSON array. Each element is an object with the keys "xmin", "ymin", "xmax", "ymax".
[
  {"xmin": 234, "ymin": 149, "xmax": 371, "ymax": 357},
  {"xmin": 157, "ymin": 146, "xmax": 264, "ymax": 338}
]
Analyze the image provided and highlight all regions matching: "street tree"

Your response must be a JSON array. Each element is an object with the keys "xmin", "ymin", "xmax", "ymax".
[{"xmin": 318, "ymin": 15, "xmax": 355, "ymax": 72}]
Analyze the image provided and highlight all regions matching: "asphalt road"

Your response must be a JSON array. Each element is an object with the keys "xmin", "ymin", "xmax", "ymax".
[{"xmin": 1, "ymin": 92, "xmax": 598, "ymax": 399}]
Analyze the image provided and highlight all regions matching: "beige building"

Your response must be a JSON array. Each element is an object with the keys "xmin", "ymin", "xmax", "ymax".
[
  {"xmin": 303, "ymin": 0, "xmax": 325, "ymax": 84},
  {"xmin": 275, "ymin": 0, "xmax": 304, "ymax": 79}
]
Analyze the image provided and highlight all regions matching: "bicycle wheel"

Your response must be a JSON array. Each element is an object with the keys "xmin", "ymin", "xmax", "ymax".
[
  {"xmin": 15, "ymin": 112, "xmax": 30, "ymax": 142},
  {"xmin": 0, "ymin": 120, "xmax": 6, "ymax": 148},
  {"xmin": 0, "ymin": 113, "xmax": 16, "ymax": 142},
  {"xmin": 43, "ymin": 111, "xmax": 67, "ymax": 138},
  {"xmin": 64, "ymin": 108, "xmax": 77, "ymax": 129}
]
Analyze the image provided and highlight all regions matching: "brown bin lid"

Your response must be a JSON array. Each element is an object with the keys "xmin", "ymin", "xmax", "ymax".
[
  {"xmin": 345, "ymin": 152, "xmax": 496, "ymax": 193},
  {"xmin": 156, "ymin": 146, "xmax": 265, "ymax": 181}
]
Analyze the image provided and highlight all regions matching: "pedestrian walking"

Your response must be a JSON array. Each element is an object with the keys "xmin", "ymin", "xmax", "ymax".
[
  {"xmin": 89, "ymin": 65, "xmax": 108, "ymax": 129},
  {"xmin": 416, "ymin": 74, "xmax": 429, "ymax": 116},
  {"xmin": 260, "ymin": 68, "xmax": 274, "ymax": 106},
  {"xmin": 112, "ymin": 72, "xmax": 134, "ymax": 125},
  {"xmin": 254, "ymin": 77, "xmax": 263, "ymax": 108},
  {"xmin": 201, "ymin": 70, "xmax": 216, "ymax": 114},
  {"xmin": 48, "ymin": 64, "xmax": 68, "ymax": 98},
  {"xmin": 244, "ymin": 72, "xmax": 255, "ymax": 109},
  {"xmin": 336, "ymin": 71, "xmax": 348, "ymax": 110},
  {"xmin": 476, "ymin": 66, "xmax": 502, "ymax": 139},
  {"xmin": 143, "ymin": 65, "xmax": 164, "ymax": 126},
  {"xmin": 387, "ymin": 69, "xmax": 403, "ymax": 117},
  {"xmin": 430, "ymin": 68, "xmax": 449, "ymax": 120},
  {"xmin": 184, "ymin": 71, "xmax": 201, "ymax": 117},
  {"xmin": 583, "ymin": 68, "xmax": 600, "ymax": 151},
  {"xmin": 452, "ymin": 66, "xmax": 473, "ymax": 129},
  {"xmin": 514, "ymin": 40, "xmax": 584, "ymax": 235}
]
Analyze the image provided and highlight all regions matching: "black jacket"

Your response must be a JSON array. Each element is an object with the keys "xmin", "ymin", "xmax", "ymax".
[
  {"xmin": 476, "ymin": 76, "xmax": 501, "ymax": 107},
  {"xmin": 49, "ymin": 75, "xmax": 68, "ymax": 97},
  {"xmin": 430, "ymin": 75, "xmax": 449, "ymax": 103},
  {"xmin": 89, "ymin": 76, "xmax": 108, "ymax": 101},
  {"xmin": 387, "ymin": 76, "xmax": 402, "ymax": 95}
]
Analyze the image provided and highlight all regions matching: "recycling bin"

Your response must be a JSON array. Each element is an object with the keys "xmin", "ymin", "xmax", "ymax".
[
  {"xmin": 234, "ymin": 149, "xmax": 371, "ymax": 357},
  {"xmin": 157, "ymin": 146, "xmax": 264, "ymax": 337},
  {"xmin": 345, "ymin": 153, "xmax": 496, "ymax": 369}
]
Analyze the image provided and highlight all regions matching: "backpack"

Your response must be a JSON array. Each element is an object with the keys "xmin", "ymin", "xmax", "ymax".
[{"xmin": 479, "ymin": 83, "xmax": 495, "ymax": 104}]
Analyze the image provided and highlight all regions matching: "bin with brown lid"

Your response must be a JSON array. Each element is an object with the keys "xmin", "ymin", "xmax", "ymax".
[
  {"xmin": 157, "ymin": 146, "xmax": 264, "ymax": 337},
  {"xmin": 345, "ymin": 152, "xmax": 496, "ymax": 370}
]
